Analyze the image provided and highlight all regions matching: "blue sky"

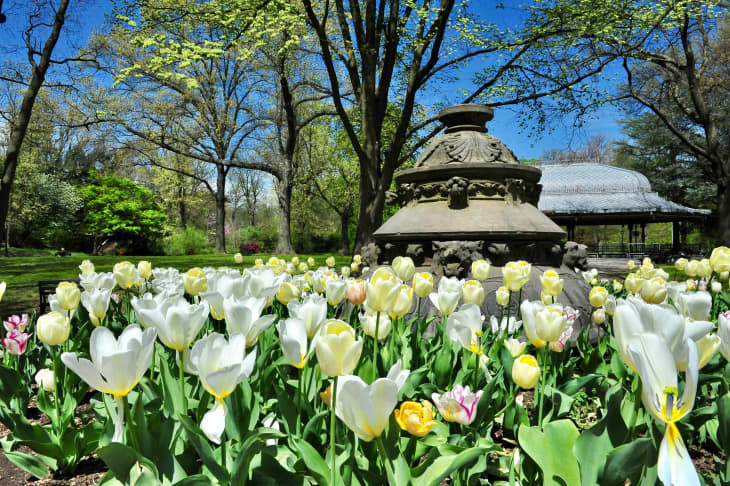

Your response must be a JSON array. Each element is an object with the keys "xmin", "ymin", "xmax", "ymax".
[{"xmin": 0, "ymin": 0, "xmax": 624, "ymax": 160}]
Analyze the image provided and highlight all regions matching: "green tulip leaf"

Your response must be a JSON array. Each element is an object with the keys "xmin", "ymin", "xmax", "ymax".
[
  {"xmin": 0, "ymin": 364, "xmax": 21, "ymax": 405},
  {"xmin": 412, "ymin": 446, "xmax": 489, "ymax": 486},
  {"xmin": 172, "ymin": 474, "xmax": 216, "ymax": 485},
  {"xmin": 598, "ymin": 437, "xmax": 653, "ymax": 486},
  {"xmin": 4, "ymin": 450, "xmax": 51, "ymax": 479},
  {"xmin": 97, "ymin": 443, "xmax": 138, "ymax": 483},
  {"xmin": 178, "ymin": 414, "xmax": 230, "ymax": 483},
  {"xmin": 574, "ymin": 387, "xmax": 627, "ymax": 486},
  {"xmin": 717, "ymin": 392, "xmax": 730, "ymax": 451},
  {"xmin": 292, "ymin": 436, "xmax": 330, "ymax": 486},
  {"xmin": 518, "ymin": 419, "xmax": 581, "ymax": 486}
]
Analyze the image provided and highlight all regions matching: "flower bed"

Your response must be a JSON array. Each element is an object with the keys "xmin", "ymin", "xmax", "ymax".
[{"xmin": 0, "ymin": 249, "xmax": 728, "ymax": 485}]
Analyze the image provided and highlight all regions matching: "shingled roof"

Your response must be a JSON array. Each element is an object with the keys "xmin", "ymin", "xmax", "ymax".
[{"xmin": 536, "ymin": 162, "xmax": 710, "ymax": 222}]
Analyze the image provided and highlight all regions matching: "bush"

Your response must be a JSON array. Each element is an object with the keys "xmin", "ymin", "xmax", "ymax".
[
  {"xmin": 239, "ymin": 241, "xmax": 261, "ymax": 254},
  {"xmin": 165, "ymin": 227, "xmax": 212, "ymax": 255}
]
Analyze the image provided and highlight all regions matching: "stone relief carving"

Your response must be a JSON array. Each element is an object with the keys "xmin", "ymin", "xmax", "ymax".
[
  {"xmin": 416, "ymin": 131, "xmax": 520, "ymax": 167},
  {"xmin": 431, "ymin": 240, "xmax": 484, "ymax": 278},
  {"xmin": 360, "ymin": 243, "xmax": 381, "ymax": 269},
  {"xmin": 562, "ymin": 241, "xmax": 589, "ymax": 272},
  {"xmin": 405, "ymin": 244, "xmax": 425, "ymax": 266},
  {"xmin": 446, "ymin": 176, "xmax": 469, "ymax": 209}
]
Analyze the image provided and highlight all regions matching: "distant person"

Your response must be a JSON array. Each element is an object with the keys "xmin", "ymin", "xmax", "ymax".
[{"xmin": 55, "ymin": 247, "xmax": 70, "ymax": 257}]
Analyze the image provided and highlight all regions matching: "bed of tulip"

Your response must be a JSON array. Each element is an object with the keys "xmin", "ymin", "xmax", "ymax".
[{"xmin": 0, "ymin": 247, "xmax": 729, "ymax": 486}]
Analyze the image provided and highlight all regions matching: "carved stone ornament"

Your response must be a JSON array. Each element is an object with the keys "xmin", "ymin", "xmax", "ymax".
[
  {"xmin": 562, "ymin": 241, "xmax": 589, "ymax": 272},
  {"xmin": 360, "ymin": 242, "xmax": 381, "ymax": 268},
  {"xmin": 447, "ymin": 176, "xmax": 469, "ymax": 209},
  {"xmin": 416, "ymin": 131, "xmax": 520, "ymax": 167},
  {"xmin": 431, "ymin": 240, "xmax": 485, "ymax": 278}
]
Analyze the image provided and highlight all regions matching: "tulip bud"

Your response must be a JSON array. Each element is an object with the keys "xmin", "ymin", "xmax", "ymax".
[
  {"xmin": 394, "ymin": 401, "xmax": 436, "ymax": 437},
  {"xmin": 612, "ymin": 280, "xmax": 623, "ymax": 293},
  {"xmin": 471, "ymin": 260, "xmax": 491, "ymax": 281},
  {"xmin": 496, "ymin": 286, "xmax": 510, "ymax": 307},
  {"xmin": 535, "ymin": 306, "xmax": 567, "ymax": 342},
  {"xmin": 234, "ymin": 253, "xmax": 244, "ymax": 264},
  {"xmin": 540, "ymin": 269, "xmax": 564, "ymax": 298},
  {"xmin": 512, "ymin": 355, "xmax": 540, "ymax": 389},
  {"xmin": 2, "ymin": 330, "xmax": 29, "ymax": 355},
  {"xmin": 348, "ymin": 279, "xmax": 367, "ymax": 306},
  {"xmin": 431, "ymin": 385, "xmax": 482, "ymax": 425},
  {"xmin": 35, "ymin": 369, "xmax": 55, "ymax": 393},
  {"xmin": 307, "ymin": 257, "xmax": 316, "ymax": 267},
  {"xmin": 413, "ymin": 272, "xmax": 434, "ymax": 298},
  {"xmin": 686, "ymin": 279, "xmax": 697, "ymax": 291},
  {"xmin": 353, "ymin": 254, "xmax": 362, "ymax": 265},
  {"xmin": 392, "ymin": 256, "xmax": 416, "ymax": 282},
  {"xmin": 462, "ymin": 280, "xmax": 485, "ymax": 306},
  {"xmin": 298, "ymin": 262, "xmax": 309, "ymax": 273},
  {"xmin": 711, "ymin": 281, "xmax": 722, "ymax": 293},
  {"xmin": 604, "ymin": 295, "xmax": 616, "ymax": 316},
  {"xmin": 255, "ymin": 258, "xmax": 264, "ymax": 267},
  {"xmin": 291, "ymin": 256, "xmax": 300, "ymax": 266},
  {"xmin": 697, "ymin": 259, "xmax": 713, "ymax": 278},
  {"xmin": 113, "ymin": 261, "xmax": 138, "ymax": 290},
  {"xmin": 721, "ymin": 271, "xmax": 729, "ymax": 280},
  {"xmin": 136, "ymin": 260, "xmax": 152, "ymax": 280},
  {"xmin": 592, "ymin": 308, "xmax": 606, "ymax": 325},
  {"xmin": 350, "ymin": 262, "xmax": 359, "ymax": 274},
  {"xmin": 55, "ymin": 282, "xmax": 81, "ymax": 311},
  {"xmin": 341, "ymin": 266, "xmax": 351, "ymax": 278},
  {"xmin": 315, "ymin": 319, "xmax": 363, "ymax": 376},
  {"xmin": 685, "ymin": 260, "xmax": 699, "ymax": 277},
  {"xmin": 504, "ymin": 337, "xmax": 526, "ymax": 358},
  {"xmin": 325, "ymin": 279, "xmax": 347, "ymax": 307},
  {"xmin": 640, "ymin": 277, "xmax": 667, "ymax": 304},
  {"xmin": 0, "ymin": 282, "xmax": 5, "ymax": 302},
  {"xmin": 674, "ymin": 258, "xmax": 688, "ymax": 271},
  {"xmin": 389, "ymin": 285, "xmax": 414, "ymax": 319},
  {"xmin": 710, "ymin": 247, "xmax": 730, "ymax": 273},
  {"xmin": 360, "ymin": 310, "xmax": 392, "ymax": 340},
  {"xmin": 588, "ymin": 286, "xmax": 608, "ymax": 307},
  {"xmin": 276, "ymin": 282, "xmax": 301, "ymax": 305},
  {"xmin": 627, "ymin": 260, "xmax": 636, "ymax": 271},
  {"xmin": 78, "ymin": 259, "xmax": 95, "ymax": 275},
  {"xmin": 183, "ymin": 267, "xmax": 208, "ymax": 296},
  {"xmin": 320, "ymin": 385, "xmax": 332, "ymax": 406},
  {"xmin": 624, "ymin": 273, "xmax": 643, "ymax": 294},
  {"xmin": 503, "ymin": 261, "xmax": 531, "ymax": 291},
  {"xmin": 37, "ymin": 311, "xmax": 70, "ymax": 346},
  {"xmin": 326, "ymin": 256, "xmax": 336, "ymax": 268}
]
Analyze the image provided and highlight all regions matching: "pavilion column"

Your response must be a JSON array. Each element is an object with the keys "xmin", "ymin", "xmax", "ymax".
[
  {"xmin": 672, "ymin": 222, "xmax": 680, "ymax": 252},
  {"xmin": 641, "ymin": 223, "xmax": 646, "ymax": 244},
  {"xmin": 628, "ymin": 223, "xmax": 634, "ymax": 244}
]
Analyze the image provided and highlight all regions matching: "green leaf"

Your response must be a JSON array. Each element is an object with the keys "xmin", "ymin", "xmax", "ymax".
[
  {"xmin": 717, "ymin": 392, "xmax": 730, "ymax": 451},
  {"xmin": 177, "ymin": 414, "xmax": 230, "ymax": 483},
  {"xmin": 0, "ymin": 364, "xmax": 21, "ymax": 404},
  {"xmin": 97, "ymin": 443, "xmax": 138, "ymax": 483},
  {"xmin": 292, "ymin": 437, "xmax": 330, "ymax": 486},
  {"xmin": 159, "ymin": 355, "xmax": 183, "ymax": 417},
  {"xmin": 598, "ymin": 438, "xmax": 653, "ymax": 486},
  {"xmin": 412, "ymin": 445, "xmax": 487, "ymax": 486},
  {"xmin": 3, "ymin": 451, "xmax": 50, "ymax": 479},
  {"xmin": 573, "ymin": 387, "xmax": 627, "ymax": 486},
  {"xmin": 172, "ymin": 475, "xmax": 215, "ymax": 486},
  {"xmin": 518, "ymin": 420, "xmax": 581, "ymax": 486},
  {"xmin": 559, "ymin": 373, "xmax": 603, "ymax": 396}
]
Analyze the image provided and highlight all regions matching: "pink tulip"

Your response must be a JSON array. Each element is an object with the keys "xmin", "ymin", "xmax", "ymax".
[
  {"xmin": 431, "ymin": 384, "xmax": 482, "ymax": 425},
  {"xmin": 3, "ymin": 314, "xmax": 29, "ymax": 333},
  {"xmin": 2, "ymin": 330, "xmax": 29, "ymax": 355},
  {"xmin": 347, "ymin": 279, "xmax": 367, "ymax": 306}
]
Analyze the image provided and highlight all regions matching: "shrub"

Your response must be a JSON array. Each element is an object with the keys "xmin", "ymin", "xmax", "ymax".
[{"xmin": 165, "ymin": 227, "xmax": 211, "ymax": 255}]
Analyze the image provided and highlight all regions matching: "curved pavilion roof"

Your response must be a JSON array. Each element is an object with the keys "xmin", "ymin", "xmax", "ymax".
[{"xmin": 536, "ymin": 162, "xmax": 710, "ymax": 225}]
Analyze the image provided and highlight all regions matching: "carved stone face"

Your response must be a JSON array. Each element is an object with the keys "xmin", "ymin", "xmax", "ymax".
[
  {"xmin": 431, "ymin": 241, "xmax": 484, "ymax": 278},
  {"xmin": 562, "ymin": 241, "xmax": 588, "ymax": 271}
]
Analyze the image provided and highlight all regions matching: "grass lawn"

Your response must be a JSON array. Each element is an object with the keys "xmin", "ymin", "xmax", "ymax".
[{"xmin": 0, "ymin": 252, "xmax": 352, "ymax": 318}]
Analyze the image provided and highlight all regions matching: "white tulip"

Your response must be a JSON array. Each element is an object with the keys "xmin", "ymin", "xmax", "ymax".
[
  {"xmin": 81, "ymin": 288, "xmax": 112, "ymax": 326},
  {"xmin": 392, "ymin": 256, "xmax": 416, "ymax": 282},
  {"xmin": 223, "ymin": 296, "xmax": 276, "ymax": 348},
  {"xmin": 325, "ymin": 279, "xmax": 347, "ymax": 307},
  {"xmin": 277, "ymin": 318, "xmax": 311, "ymax": 368},
  {"xmin": 445, "ymin": 304, "xmax": 485, "ymax": 353},
  {"xmin": 287, "ymin": 294, "xmax": 328, "ymax": 339},
  {"xmin": 135, "ymin": 297, "xmax": 209, "ymax": 352},
  {"xmin": 187, "ymin": 333, "xmax": 256, "ymax": 443},
  {"xmin": 428, "ymin": 277, "xmax": 462, "ymax": 316},
  {"xmin": 489, "ymin": 315, "xmax": 522, "ymax": 337},
  {"xmin": 62, "ymin": 325, "xmax": 156, "ymax": 442},
  {"xmin": 719, "ymin": 311, "xmax": 730, "ymax": 362},
  {"xmin": 359, "ymin": 307, "xmax": 392, "ymax": 341}
]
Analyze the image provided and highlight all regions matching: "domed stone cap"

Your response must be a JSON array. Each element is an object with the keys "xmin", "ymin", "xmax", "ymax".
[{"xmin": 415, "ymin": 104, "xmax": 520, "ymax": 167}]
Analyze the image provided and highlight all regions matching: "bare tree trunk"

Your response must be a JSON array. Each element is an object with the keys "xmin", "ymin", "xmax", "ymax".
[
  {"xmin": 275, "ymin": 169, "xmax": 294, "ymax": 254},
  {"xmin": 717, "ymin": 180, "xmax": 730, "ymax": 246},
  {"xmin": 0, "ymin": 0, "xmax": 71, "ymax": 238},
  {"xmin": 215, "ymin": 164, "xmax": 227, "ymax": 253}
]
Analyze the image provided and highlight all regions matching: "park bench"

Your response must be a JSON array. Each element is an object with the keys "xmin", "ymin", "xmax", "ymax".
[{"xmin": 38, "ymin": 279, "xmax": 80, "ymax": 314}]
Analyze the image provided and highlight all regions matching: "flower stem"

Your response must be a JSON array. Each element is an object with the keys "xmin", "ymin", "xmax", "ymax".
[
  {"xmin": 538, "ymin": 346, "xmax": 548, "ymax": 429},
  {"xmin": 517, "ymin": 289, "xmax": 523, "ymax": 319},
  {"xmin": 373, "ymin": 312, "xmax": 381, "ymax": 379},
  {"xmin": 506, "ymin": 291, "xmax": 512, "ymax": 323},
  {"xmin": 296, "ymin": 368, "xmax": 303, "ymax": 436},
  {"xmin": 50, "ymin": 345, "xmax": 61, "ymax": 432},
  {"xmin": 179, "ymin": 350, "xmax": 187, "ymax": 414},
  {"xmin": 330, "ymin": 376, "xmax": 338, "ymax": 486},
  {"xmin": 474, "ymin": 350, "xmax": 480, "ymax": 392},
  {"xmin": 375, "ymin": 435, "xmax": 396, "ymax": 485}
]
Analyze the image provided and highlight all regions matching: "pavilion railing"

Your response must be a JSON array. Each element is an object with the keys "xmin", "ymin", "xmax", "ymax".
[{"xmin": 587, "ymin": 242, "xmax": 710, "ymax": 260}]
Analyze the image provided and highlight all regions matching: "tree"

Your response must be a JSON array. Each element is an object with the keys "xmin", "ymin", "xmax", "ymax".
[
  {"xmin": 229, "ymin": 168, "xmax": 266, "ymax": 228},
  {"xmin": 80, "ymin": 171, "xmax": 167, "ymax": 254},
  {"xmin": 0, "ymin": 0, "xmax": 73, "ymax": 249}
]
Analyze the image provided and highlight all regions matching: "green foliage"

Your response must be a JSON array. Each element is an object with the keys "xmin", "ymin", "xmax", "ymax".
[
  {"xmin": 165, "ymin": 227, "xmax": 211, "ymax": 256},
  {"xmin": 79, "ymin": 171, "xmax": 167, "ymax": 253}
]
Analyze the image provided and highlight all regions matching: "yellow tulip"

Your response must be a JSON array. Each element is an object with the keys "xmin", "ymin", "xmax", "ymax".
[
  {"xmin": 394, "ymin": 401, "xmax": 436, "ymax": 437},
  {"xmin": 462, "ymin": 280, "xmax": 485, "ymax": 306},
  {"xmin": 685, "ymin": 260, "xmax": 699, "ymax": 277},
  {"xmin": 589, "ymin": 286, "xmax": 608, "ymax": 307},
  {"xmin": 137, "ymin": 260, "xmax": 152, "ymax": 280},
  {"xmin": 326, "ymin": 256, "xmax": 336, "ymax": 268},
  {"xmin": 113, "ymin": 261, "xmax": 138, "ymax": 290},
  {"xmin": 389, "ymin": 284, "xmax": 414, "ymax": 319},
  {"xmin": 37, "ymin": 311, "xmax": 70, "ymax": 346},
  {"xmin": 392, "ymin": 256, "xmax": 416, "ymax": 282},
  {"xmin": 184, "ymin": 267, "xmax": 208, "ymax": 296},
  {"xmin": 413, "ymin": 272, "xmax": 434, "ymax": 298},
  {"xmin": 353, "ymin": 254, "xmax": 362, "ymax": 265},
  {"xmin": 697, "ymin": 259, "xmax": 713, "ymax": 278},
  {"xmin": 55, "ymin": 281, "xmax": 81, "ymax": 311},
  {"xmin": 234, "ymin": 253, "xmax": 244, "ymax": 264},
  {"xmin": 78, "ymin": 259, "xmax": 95, "ymax": 275},
  {"xmin": 624, "ymin": 273, "xmax": 643, "ymax": 294},
  {"xmin": 495, "ymin": 286, "xmax": 510, "ymax": 307},
  {"xmin": 307, "ymin": 257, "xmax": 316, "ymax": 267},
  {"xmin": 315, "ymin": 319, "xmax": 363, "ymax": 377},
  {"xmin": 365, "ymin": 267, "xmax": 399, "ymax": 313},
  {"xmin": 276, "ymin": 282, "xmax": 301, "ymax": 305},
  {"xmin": 540, "ymin": 269, "xmax": 563, "ymax": 297},
  {"xmin": 674, "ymin": 258, "xmax": 688, "ymax": 271},
  {"xmin": 502, "ymin": 261, "xmax": 531, "ymax": 291},
  {"xmin": 471, "ymin": 259, "xmax": 491, "ymax": 281},
  {"xmin": 592, "ymin": 308, "xmax": 606, "ymax": 325},
  {"xmin": 641, "ymin": 277, "xmax": 667, "ymax": 304},
  {"xmin": 512, "ymin": 354, "xmax": 540, "ymax": 389}
]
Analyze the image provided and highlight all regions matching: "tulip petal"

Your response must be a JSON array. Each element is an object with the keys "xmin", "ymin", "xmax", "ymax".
[
  {"xmin": 90, "ymin": 326, "xmax": 118, "ymax": 367},
  {"xmin": 200, "ymin": 400, "xmax": 227, "ymax": 444},
  {"xmin": 61, "ymin": 353, "xmax": 109, "ymax": 393},
  {"xmin": 100, "ymin": 349, "xmax": 140, "ymax": 396},
  {"xmin": 658, "ymin": 423, "xmax": 700, "ymax": 486}
]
